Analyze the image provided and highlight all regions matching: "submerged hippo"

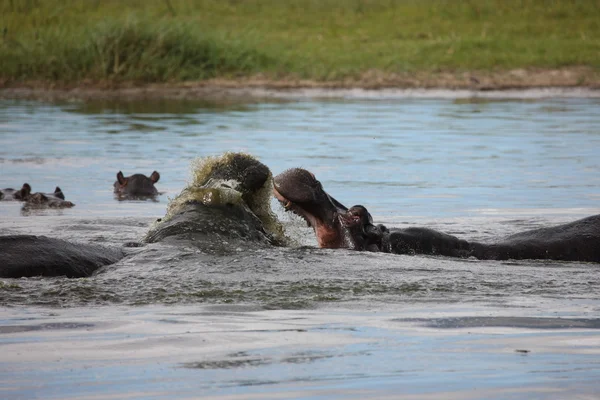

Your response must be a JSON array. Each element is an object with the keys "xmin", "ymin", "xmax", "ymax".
[
  {"xmin": 1, "ymin": 184, "xmax": 74, "ymax": 208},
  {"xmin": 22, "ymin": 191, "xmax": 75, "ymax": 209},
  {"xmin": 23, "ymin": 186, "xmax": 75, "ymax": 209},
  {"xmin": 1, "ymin": 183, "xmax": 32, "ymax": 201},
  {"xmin": 0, "ymin": 235, "xmax": 123, "ymax": 278},
  {"xmin": 1, "ymin": 153, "xmax": 285, "ymax": 278},
  {"xmin": 114, "ymin": 171, "xmax": 160, "ymax": 198},
  {"xmin": 273, "ymin": 168, "xmax": 600, "ymax": 263}
]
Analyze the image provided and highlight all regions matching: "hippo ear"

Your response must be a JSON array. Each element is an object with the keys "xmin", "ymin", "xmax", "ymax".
[
  {"xmin": 150, "ymin": 171, "xmax": 160, "ymax": 183},
  {"xmin": 21, "ymin": 183, "xmax": 32, "ymax": 196},
  {"xmin": 117, "ymin": 171, "xmax": 127, "ymax": 185},
  {"xmin": 54, "ymin": 187, "xmax": 65, "ymax": 200}
]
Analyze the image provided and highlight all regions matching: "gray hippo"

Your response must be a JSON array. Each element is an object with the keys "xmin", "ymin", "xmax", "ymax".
[
  {"xmin": 23, "ymin": 186, "xmax": 75, "ymax": 209},
  {"xmin": 1, "ymin": 184, "xmax": 74, "ymax": 208},
  {"xmin": 22, "ymin": 192, "xmax": 75, "ymax": 209},
  {"xmin": 114, "ymin": 171, "xmax": 160, "ymax": 198},
  {"xmin": 1, "ymin": 154, "xmax": 284, "ymax": 278},
  {"xmin": 273, "ymin": 168, "xmax": 600, "ymax": 263},
  {"xmin": 1, "ymin": 183, "xmax": 32, "ymax": 201},
  {"xmin": 0, "ymin": 235, "xmax": 123, "ymax": 278}
]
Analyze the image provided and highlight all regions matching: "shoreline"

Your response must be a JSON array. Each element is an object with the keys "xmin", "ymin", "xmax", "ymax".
[{"xmin": 1, "ymin": 68, "xmax": 599, "ymax": 102}]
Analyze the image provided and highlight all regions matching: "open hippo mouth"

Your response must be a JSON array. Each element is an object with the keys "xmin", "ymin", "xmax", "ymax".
[{"xmin": 273, "ymin": 168, "xmax": 358, "ymax": 249}]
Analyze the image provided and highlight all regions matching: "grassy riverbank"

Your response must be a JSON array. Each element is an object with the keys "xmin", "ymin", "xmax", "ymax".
[{"xmin": 1, "ymin": 0, "xmax": 599, "ymax": 88}]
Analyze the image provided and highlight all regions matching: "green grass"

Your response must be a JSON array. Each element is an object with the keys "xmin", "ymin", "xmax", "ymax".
[{"xmin": 1, "ymin": 0, "xmax": 599, "ymax": 84}]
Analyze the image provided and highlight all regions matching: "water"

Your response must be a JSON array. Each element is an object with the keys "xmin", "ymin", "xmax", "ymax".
[{"xmin": 1, "ymin": 93, "xmax": 600, "ymax": 399}]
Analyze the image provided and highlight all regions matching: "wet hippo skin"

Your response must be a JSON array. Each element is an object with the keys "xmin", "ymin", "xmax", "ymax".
[
  {"xmin": 273, "ymin": 168, "xmax": 352, "ymax": 249},
  {"xmin": 145, "ymin": 153, "xmax": 284, "ymax": 250},
  {"xmin": 114, "ymin": 171, "xmax": 160, "ymax": 198},
  {"xmin": 274, "ymin": 167, "xmax": 600, "ymax": 263},
  {"xmin": 0, "ymin": 235, "xmax": 124, "ymax": 278},
  {"xmin": 379, "ymin": 215, "xmax": 600, "ymax": 262}
]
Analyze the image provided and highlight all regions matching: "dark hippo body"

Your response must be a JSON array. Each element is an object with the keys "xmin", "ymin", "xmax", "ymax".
[
  {"xmin": 382, "ymin": 215, "xmax": 600, "ymax": 262},
  {"xmin": 0, "ymin": 235, "xmax": 124, "ymax": 278},
  {"xmin": 114, "ymin": 171, "xmax": 160, "ymax": 199},
  {"xmin": 274, "ymin": 168, "xmax": 600, "ymax": 263},
  {"xmin": 1, "ymin": 153, "xmax": 284, "ymax": 278}
]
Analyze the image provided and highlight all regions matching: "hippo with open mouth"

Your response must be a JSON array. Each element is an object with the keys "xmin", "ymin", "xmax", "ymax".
[
  {"xmin": 1, "ymin": 154, "xmax": 285, "ymax": 278},
  {"xmin": 273, "ymin": 168, "xmax": 600, "ymax": 263}
]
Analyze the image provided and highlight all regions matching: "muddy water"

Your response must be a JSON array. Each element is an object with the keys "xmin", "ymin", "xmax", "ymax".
[{"xmin": 1, "ymin": 93, "xmax": 600, "ymax": 399}]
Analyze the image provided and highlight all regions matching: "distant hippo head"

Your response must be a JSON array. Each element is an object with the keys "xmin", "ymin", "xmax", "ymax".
[
  {"xmin": 273, "ymin": 168, "xmax": 362, "ymax": 249},
  {"xmin": 24, "ymin": 190, "xmax": 75, "ymax": 209},
  {"xmin": 114, "ymin": 171, "xmax": 160, "ymax": 198},
  {"xmin": 0, "ymin": 183, "xmax": 32, "ymax": 201},
  {"xmin": 24, "ymin": 192, "xmax": 75, "ymax": 208}
]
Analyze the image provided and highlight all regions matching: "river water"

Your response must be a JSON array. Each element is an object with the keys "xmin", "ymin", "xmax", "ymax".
[{"xmin": 1, "ymin": 91, "xmax": 600, "ymax": 399}]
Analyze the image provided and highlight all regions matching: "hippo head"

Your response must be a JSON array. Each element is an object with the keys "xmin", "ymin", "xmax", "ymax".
[
  {"xmin": 146, "ymin": 153, "xmax": 286, "ymax": 249},
  {"xmin": 114, "ymin": 171, "xmax": 160, "ymax": 198},
  {"xmin": 341, "ymin": 205, "xmax": 385, "ymax": 252},
  {"xmin": 24, "ymin": 192, "xmax": 75, "ymax": 208},
  {"xmin": 273, "ymin": 168, "xmax": 366, "ymax": 249},
  {"xmin": 12, "ymin": 183, "xmax": 32, "ymax": 201}
]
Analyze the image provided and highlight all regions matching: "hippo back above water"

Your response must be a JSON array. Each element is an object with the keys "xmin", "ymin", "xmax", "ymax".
[{"xmin": 114, "ymin": 171, "xmax": 160, "ymax": 198}]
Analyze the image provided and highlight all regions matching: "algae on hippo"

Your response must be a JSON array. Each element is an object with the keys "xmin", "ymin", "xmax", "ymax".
[
  {"xmin": 273, "ymin": 167, "xmax": 600, "ymax": 263},
  {"xmin": 145, "ymin": 152, "xmax": 287, "ymax": 253}
]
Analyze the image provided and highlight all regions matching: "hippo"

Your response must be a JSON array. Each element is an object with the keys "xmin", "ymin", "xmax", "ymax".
[
  {"xmin": 0, "ymin": 235, "xmax": 123, "ymax": 278},
  {"xmin": 145, "ymin": 153, "xmax": 285, "ymax": 250},
  {"xmin": 273, "ymin": 168, "xmax": 600, "ymax": 263},
  {"xmin": 22, "ymin": 191, "xmax": 75, "ymax": 209},
  {"xmin": 0, "ymin": 183, "xmax": 32, "ymax": 201},
  {"xmin": 343, "ymin": 205, "xmax": 387, "ymax": 252},
  {"xmin": 1, "ymin": 153, "xmax": 285, "ymax": 278},
  {"xmin": 114, "ymin": 171, "xmax": 160, "ymax": 198},
  {"xmin": 1, "ymin": 184, "xmax": 74, "ymax": 208}
]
